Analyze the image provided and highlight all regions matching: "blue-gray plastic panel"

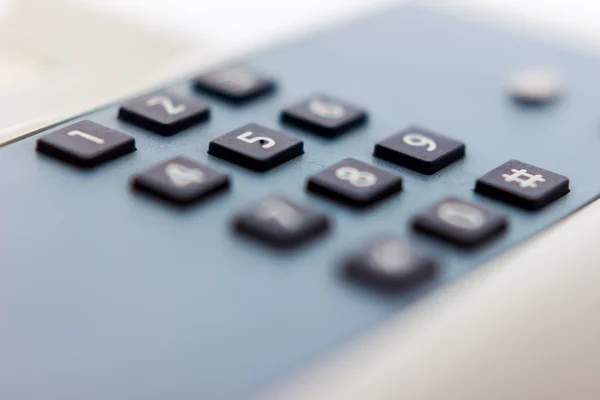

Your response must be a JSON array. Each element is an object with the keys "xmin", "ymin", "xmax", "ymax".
[{"xmin": 2, "ymin": 5, "xmax": 600, "ymax": 400}]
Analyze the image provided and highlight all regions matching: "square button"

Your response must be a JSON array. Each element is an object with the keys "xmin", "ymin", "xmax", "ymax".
[
  {"xmin": 307, "ymin": 158, "xmax": 403, "ymax": 207},
  {"xmin": 133, "ymin": 156, "xmax": 230, "ymax": 205},
  {"xmin": 374, "ymin": 127, "xmax": 465, "ymax": 174},
  {"xmin": 194, "ymin": 66, "xmax": 275, "ymax": 102},
  {"xmin": 119, "ymin": 91, "xmax": 210, "ymax": 136},
  {"xmin": 36, "ymin": 120, "xmax": 135, "ymax": 168},
  {"xmin": 413, "ymin": 197, "xmax": 508, "ymax": 248},
  {"xmin": 281, "ymin": 95, "xmax": 367, "ymax": 136},
  {"xmin": 208, "ymin": 123, "xmax": 303, "ymax": 172},
  {"xmin": 475, "ymin": 160, "xmax": 570, "ymax": 210},
  {"xmin": 344, "ymin": 237, "xmax": 437, "ymax": 292},
  {"xmin": 233, "ymin": 196, "xmax": 330, "ymax": 248}
]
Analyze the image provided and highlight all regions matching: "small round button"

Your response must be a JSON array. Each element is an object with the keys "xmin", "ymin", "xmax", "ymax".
[{"xmin": 509, "ymin": 68, "xmax": 563, "ymax": 104}]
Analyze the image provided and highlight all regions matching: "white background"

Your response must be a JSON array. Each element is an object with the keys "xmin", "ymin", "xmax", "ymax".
[
  {"xmin": 75, "ymin": 0, "xmax": 600, "ymax": 53},
  {"xmin": 1, "ymin": 0, "xmax": 600, "ymax": 54}
]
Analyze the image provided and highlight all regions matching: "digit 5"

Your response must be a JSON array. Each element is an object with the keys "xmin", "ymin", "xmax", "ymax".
[{"xmin": 237, "ymin": 131, "xmax": 276, "ymax": 149}]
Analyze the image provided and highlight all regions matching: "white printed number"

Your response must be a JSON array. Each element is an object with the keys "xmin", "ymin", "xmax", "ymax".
[
  {"xmin": 67, "ymin": 130, "xmax": 105, "ymax": 144},
  {"xmin": 165, "ymin": 163, "xmax": 205, "ymax": 188},
  {"xmin": 437, "ymin": 202, "xmax": 486, "ymax": 230},
  {"xmin": 214, "ymin": 68, "xmax": 257, "ymax": 90},
  {"xmin": 335, "ymin": 167, "xmax": 378, "ymax": 188},
  {"xmin": 255, "ymin": 198, "xmax": 302, "ymax": 230},
  {"xmin": 308, "ymin": 99, "xmax": 346, "ymax": 120},
  {"xmin": 370, "ymin": 241, "xmax": 412, "ymax": 273},
  {"xmin": 403, "ymin": 133, "xmax": 437, "ymax": 152},
  {"xmin": 146, "ymin": 96, "xmax": 187, "ymax": 116},
  {"xmin": 237, "ymin": 131, "xmax": 276, "ymax": 149}
]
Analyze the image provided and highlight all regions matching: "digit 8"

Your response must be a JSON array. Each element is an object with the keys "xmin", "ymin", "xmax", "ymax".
[{"xmin": 335, "ymin": 166, "xmax": 378, "ymax": 188}]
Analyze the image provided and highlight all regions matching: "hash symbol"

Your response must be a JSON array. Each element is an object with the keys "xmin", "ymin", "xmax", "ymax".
[{"xmin": 502, "ymin": 169, "xmax": 546, "ymax": 188}]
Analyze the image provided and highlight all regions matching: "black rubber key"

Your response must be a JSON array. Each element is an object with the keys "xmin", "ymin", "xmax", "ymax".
[
  {"xmin": 209, "ymin": 124, "xmax": 303, "ymax": 172},
  {"xmin": 132, "ymin": 156, "xmax": 230, "ymax": 206},
  {"xmin": 307, "ymin": 158, "xmax": 403, "ymax": 207},
  {"xmin": 194, "ymin": 67, "xmax": 275, "ymax": 103},
  {"xmin": 36, "ymin": 120, "xmax": 135, "ymax": 168},
  {"xmin": 344, "ymin": 237, "xmax": 437, "ymax": 292},
  {"xmin": 233, "ymin": 196, "xmax": 330, "ymax": 248},
  {"xmin": 119, "ymin": 91, "xmax": 210, "ymax": 135},
  {"xmin": 475, "ymin": 160, "xmax": 570, "ymax": 210},
  {"xmin": 282, "ymin": 95, "xmax": 367, "ymax": 137},
  {"xmin": 374, "ymin": 126, "xmax": 465, "ymax": 174},
  {"xmin": 413, "ymin": 197, "xmax": 508, "ymax": 248}
]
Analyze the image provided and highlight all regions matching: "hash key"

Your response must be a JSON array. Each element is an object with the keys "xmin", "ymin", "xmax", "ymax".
[{"xmin": 475, "ymin": 160, "xmax": 570, "ymax": 210}]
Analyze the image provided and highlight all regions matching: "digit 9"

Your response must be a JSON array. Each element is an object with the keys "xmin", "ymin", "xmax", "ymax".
[{"xmin": 402, "ymin": 133, "xmax": 437, "ymax": 152}]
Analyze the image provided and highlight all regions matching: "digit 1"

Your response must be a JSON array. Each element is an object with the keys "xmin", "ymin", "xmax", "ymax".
[{"xmin": 67, "ymin": 130, "xmax": 105, "ymax": 144}]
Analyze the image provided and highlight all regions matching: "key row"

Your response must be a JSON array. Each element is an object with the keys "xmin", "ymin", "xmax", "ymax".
[
  {"xmin": 36, "ymin": 120, "xmax": 571, "ymax": 211},
  {"xmin": 210, "ymin": 194, "xmax": 502, "ymax": 292},
  {"xmin": 234, "ymin": 196, "xmax": 505, "ymax": 292},
  {"xmin": 222, "ymin": 194, "xmax": 460, "ymax": 292},
  {"xmin": 120, "ymin": 73, "xmax": 365, "ymax": 139},
  {"xmin": 119, "ymin": 90, "xmax": 366, "ymax": 138},
  {"xmin": 233, "ymin": 195, "xmax": 509, "ymax": 249},
  {"xmin": 232, "ymin": 195, "xmax": 508, "ymax": 292},
  {"xmin": 118, "ymin": 87, "xmax": 465, "ymax": 175}
]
